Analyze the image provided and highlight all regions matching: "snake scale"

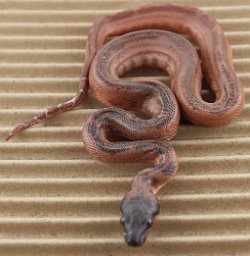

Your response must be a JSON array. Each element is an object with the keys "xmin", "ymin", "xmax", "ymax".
[{"xmin": 6, "ymin": 3, "xmax": 244, "ymax": 247}]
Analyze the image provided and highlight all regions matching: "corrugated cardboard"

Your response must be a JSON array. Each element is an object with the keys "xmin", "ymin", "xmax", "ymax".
[{"xmin": 0, "ymin": 0, "xmax": 250, "ymax": 255}]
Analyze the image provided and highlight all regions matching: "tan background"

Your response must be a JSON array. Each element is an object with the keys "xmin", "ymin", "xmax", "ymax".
[{"xmin": 0, "ymin": 0, "xmax": 250, "ymax": 255}]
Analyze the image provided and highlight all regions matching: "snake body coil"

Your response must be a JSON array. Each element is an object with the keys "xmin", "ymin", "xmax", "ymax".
[{"xmin": 6, "ymin": 3, "xmax": 245, "ymax": 247}]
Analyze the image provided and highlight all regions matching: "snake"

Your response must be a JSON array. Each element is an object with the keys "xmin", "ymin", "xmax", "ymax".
[{"xmin": 6, "ymin": 3, "xmax": 245, "ymax": 247}]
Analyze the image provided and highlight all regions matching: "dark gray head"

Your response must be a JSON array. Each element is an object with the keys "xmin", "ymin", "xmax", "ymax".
[{"xmin": 120, "ymin": 191, "xmax": 159, "ymax": 247}]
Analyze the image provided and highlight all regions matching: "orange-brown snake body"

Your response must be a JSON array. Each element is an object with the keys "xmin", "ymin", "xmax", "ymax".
[{"xmin": 6, "ymin": 3, "xmax": 245, "ymax": 247}]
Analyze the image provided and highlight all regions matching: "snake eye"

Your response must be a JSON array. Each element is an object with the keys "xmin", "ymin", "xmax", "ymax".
[
  {"xmin": 120, "ymin": 217, "xmax": 126, "ymax": 224},
  {"xmin": 147, "ymin": 219, "xmax": 152, "ymax": 226}
]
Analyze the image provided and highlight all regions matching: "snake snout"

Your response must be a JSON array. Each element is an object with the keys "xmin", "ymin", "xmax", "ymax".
[
  {"xmin": 121, "ymin": 212, "xmax": 152, "ymax": 247},
  {"xmin": 125, "ymin": 230, "xmax": 147, "ymax": 247}
]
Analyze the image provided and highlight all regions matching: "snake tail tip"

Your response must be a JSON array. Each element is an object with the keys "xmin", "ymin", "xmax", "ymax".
[
  {"xmin": 5, "ymin": 129, "xmax": 16, "ymax": 141},
  {"xmin": 5, "ymin": 135, "xmax": 12, "ymax": 142},
  {"xmin": 5, "ymin": 131, "xmax": 14, "ymax": 142}
]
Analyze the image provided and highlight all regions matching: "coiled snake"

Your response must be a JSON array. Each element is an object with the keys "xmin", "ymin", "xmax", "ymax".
[{"xmin": 6, "ymin": 3, "xmax": 245, "ymax": 247}]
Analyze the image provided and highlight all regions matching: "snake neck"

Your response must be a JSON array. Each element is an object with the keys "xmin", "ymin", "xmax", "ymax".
[{"xmin": 130, "ymin": 170, "xmax": 154, "ymax": 194}]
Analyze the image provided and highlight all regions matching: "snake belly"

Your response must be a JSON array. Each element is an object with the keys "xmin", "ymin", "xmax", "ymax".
[{"xmin": 82, "ymin": 29, "xmax": 203, "ymax": 246}]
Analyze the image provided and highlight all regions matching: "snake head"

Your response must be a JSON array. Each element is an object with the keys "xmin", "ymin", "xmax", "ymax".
[{"xmin": 120, "ymin": 190, "xmax": 159, "ymax": 247}]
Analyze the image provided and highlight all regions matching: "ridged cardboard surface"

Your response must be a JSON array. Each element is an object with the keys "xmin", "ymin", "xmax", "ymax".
[{"xmin": 1, "ymin": 0, "xmax": 250, "ymax": 255}]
